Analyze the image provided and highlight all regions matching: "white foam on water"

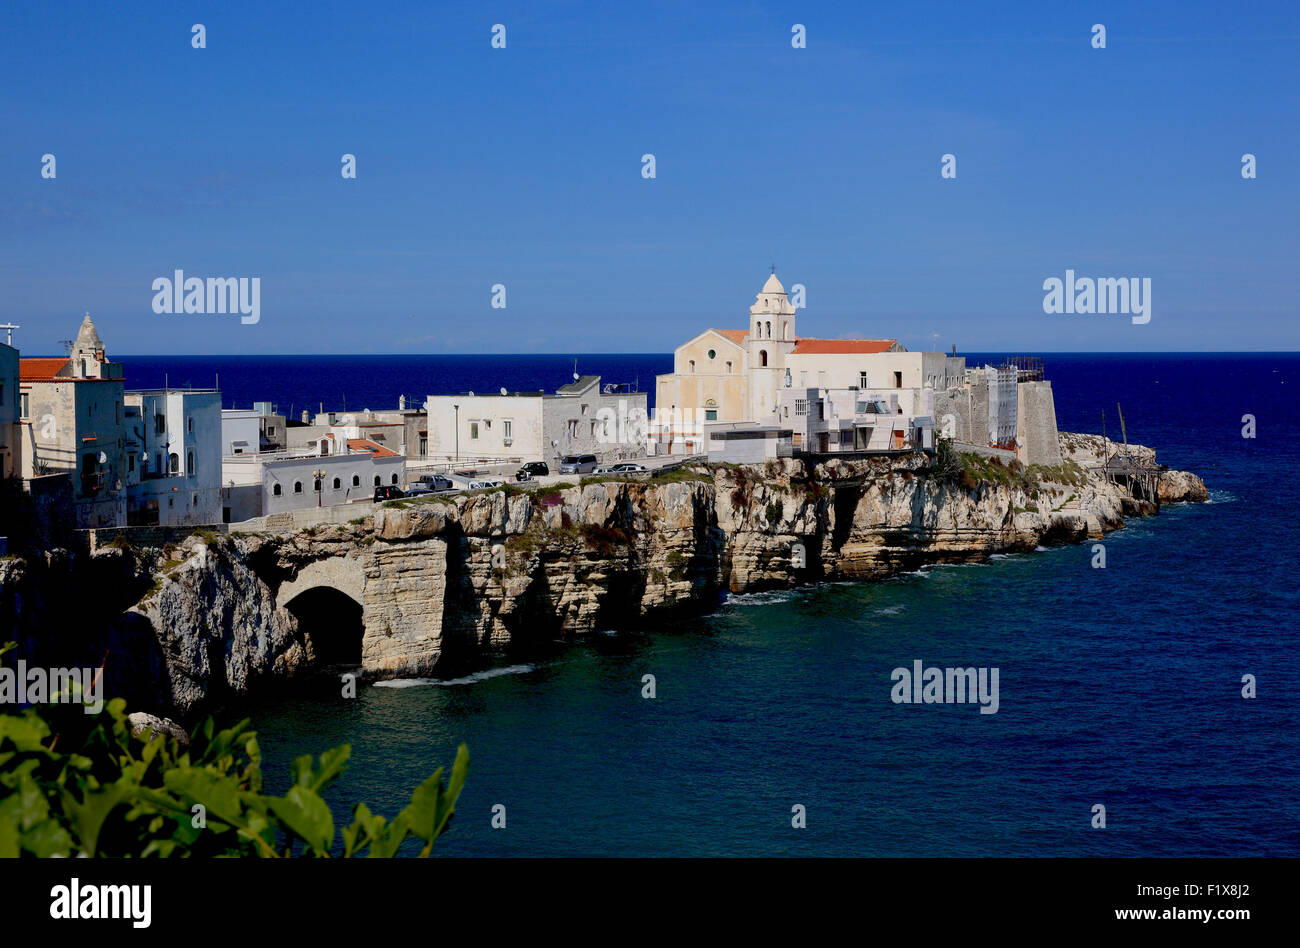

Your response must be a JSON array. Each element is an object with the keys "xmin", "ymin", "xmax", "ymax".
[
  {"xmin": 723, "ymin": 589, "xmax": 799, "ymax": 607},
  {"xmin": 373, "ymin": 663, "xmax": 536, "ymax": 688},
  {"xmin": 874, "ymin": 604, "xmax": 905, "ymax": 615}
]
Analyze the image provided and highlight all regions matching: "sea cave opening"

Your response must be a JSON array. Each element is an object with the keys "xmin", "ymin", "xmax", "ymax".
[{"xmin": 284, "ymin": 586, "xmax": 364, "ymax": 667}]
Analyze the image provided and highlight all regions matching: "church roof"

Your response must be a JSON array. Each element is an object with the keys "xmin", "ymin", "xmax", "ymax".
[
  {"xmin": 790, "ymin": 338, "xmax": 899, "ymax": 354},
  {"xmin": 761, "ymin": 273, "xmax": 785, "ymax": 295},
  {"xmin": 711, "ymin": 329, "xmax": 749, "ymax": 345}
]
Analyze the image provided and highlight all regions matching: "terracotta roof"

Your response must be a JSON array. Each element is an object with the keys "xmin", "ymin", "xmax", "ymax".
[
  {"xmin": 790, "ymin": 338, "xmax": 898, "ymax": 354},
  {"xmin": 19, "ymin": 358, "xmax": 70, "ymax": 380},
  {"xmin": 347, "ymin": 437, "xmax": 399, "ymax": 459},
  {"xmin": 711, "ymin": 329, "xmax": 749, "ymax": 345}
]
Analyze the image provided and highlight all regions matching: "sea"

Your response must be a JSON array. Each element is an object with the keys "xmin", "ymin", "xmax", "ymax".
[{"xmin": 122, "ymin": 352, "xmax": 1300, "ymax": 857}]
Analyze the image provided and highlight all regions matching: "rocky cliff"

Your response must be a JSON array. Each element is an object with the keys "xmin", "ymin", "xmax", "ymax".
[{"xmin": 0, "ymin": 434, "xmax": 1207, "ymax": 719}]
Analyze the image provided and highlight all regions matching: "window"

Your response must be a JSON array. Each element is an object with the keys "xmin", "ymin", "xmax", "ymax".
[
  {"xmin": 155, "ymin": 414, "xmax": 166, "ymax": 435},
  {"xmin": 705, "ymin": 409, "xmax": 717, "ymax": 421},
  {"xmin": 293, "ymin": 481, "xmax": 303, "ymax": 493},
  {"xmin": 314, "ymin": 478, "xmax": 322, "ymax": 491},
  {"xmin": 169, "ymin": 453, "xmax": 179, "ymax": 474},
  {"xmin": 20, "ymin": 393, "xmax": 29, "ymax": 418},
  {"xmin": 418, "ymin": 436, "xmax": 427, "ymax": 455},
  {"xmin": 725, "ymin": 361, "xmax": 732, "ymax": 374},
  {"xmin": 187, "ymin": 417, "xmax": 193, "ymax": 433},
  {"xmin": 707, "ymin": 349, "xmax": 716, "ymax": 360},
  {"xmin": 267, "ymin": 426, "xmax": 276, "ymax": 437},
  {"xmin": 333, "ymin": 477, "xmax": 341, "ymax": 489},
  {"xmin": 374, "ymin": 475, "xmax": 381, "ymax": 487},
  {"xmin": 795, "ymin": 399, "xmax": 809, "ymax": 416},
  {"xmin": 192, "ymin": 493, "xmax": 197, "ymax": 507},
  {"xmin": 503, "ymin": 420, "xmax": 512, "ymax": 442},
  {"xmin": 128, "ymin": 454, "xmax": 135, "ymax": 473},
  {"xmin": 688, "ymin": 360, "xmax": 695, "ymax": 373},
  {"xmin": 765, "ymin": 321, "xmax": 771, "ymax": 338},
  {"xmin": 581, "ymin": 404, "xmax": 588, "ymax": 415},
  {"xmin": 894, "ymin": 371, "xmax": 903, "ymax": 388},
  {"xmin": 859, "ymin": 371, "xmax": 868, "ymax": 389},
  {"xmin": 818, "ymin": 371, "xmax": 826, "ymax": 388},
  {"xmin": 470, "ymin": 421, "xmax": 479, "ymax": 439},
  {"xmin": 187, "ymin": 451, "xmax": 195, "ymax": 476},
  {"xmin": 391, "ymin": 474, "xmax": 398, "ymax": 484},
  {"xmin": 567, "ymin": 420, "xmax": 578, "ymax": 437},
  {"xmin": 352, "ymin": 475, "xmax": 360, "ymax": 487},
  {"xmin": 589, "ymin": 421, "xmax": 597, "ymax": 437},
  {"xmin": 759, "ymin": 350, "xmax": 768, "ymax": 367},
  {"xmin": 273, "ymin": 484, "xmax": 282, "ymax": 496}
]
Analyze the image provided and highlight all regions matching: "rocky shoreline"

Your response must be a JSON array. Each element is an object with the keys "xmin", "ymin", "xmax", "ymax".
[{"xmin": 0, "ymin": 433, "xmax": 1207, "ymax": 720}]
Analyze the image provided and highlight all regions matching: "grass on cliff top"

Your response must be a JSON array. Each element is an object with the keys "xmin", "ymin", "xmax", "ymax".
[
  {"xmin": 955, "ymin": 453, "xmax": 1089, "ymax": 492},
  {"xmin": 648, "ymin": 466, "xmax": 714, "ymax": 484}
]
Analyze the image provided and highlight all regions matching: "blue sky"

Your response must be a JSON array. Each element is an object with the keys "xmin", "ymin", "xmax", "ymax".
[{"xmin": 2, "ymin": 0, "xmax": 1296, "ymax": 355}]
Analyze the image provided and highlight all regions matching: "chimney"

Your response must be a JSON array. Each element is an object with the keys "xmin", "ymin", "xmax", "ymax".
[
  {"xmin": 301, "ymin": 410, "xmax": 310, "ymax": 424},
  {"xmin": 951, "ymin": 345, "xmax": 956, "ymax": 357}
]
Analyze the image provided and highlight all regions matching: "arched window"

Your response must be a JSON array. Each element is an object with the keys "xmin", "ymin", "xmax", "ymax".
[
  {"xmin": 783, "ymin": 323, "xmax": 790, "ymax": 340},
  {"xmin": 391, "ymin": 473, "xmax": 399, "ymax": 484},
  {"xmin": 168, "ymin": 453, "xmax": 179, "ymax": 474},
  {"xmin": 352, "ymin": 475, "xmax": 360, "ymax": 487},
  {"xmin": 332, "ymin": 477, "xmax": 341, "ymax": 489},
  {"xmin": 765, "ymin": 321, "xmax": 771, "ymax": 338},
  {"xmin": 688, "ymin": 360, "xmax": 695, "ymax": 373},
  {"xmin": 759, "ymin": 350, "xmax": 768, "ymax": 367},
  {"xmin": 272, "ymin": 484, "xmax": 282, "ymax": 496},
  {"xmin": 373, "ymin": 475, "xmax": 380, "ymax": 487},
  {"xmin": 314, "ymin": 478, "xmax": 322, "ymax": 491},
  {"xmin": 186, "ymin": 451, "xmax": 194, "ymax": 475},
  {"xmin": 293, "ymin": 481, "xmax": 303, "ymax": 493}
]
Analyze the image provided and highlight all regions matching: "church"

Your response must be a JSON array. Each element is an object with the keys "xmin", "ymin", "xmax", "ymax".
[{"xmin": 652, "ymin": 272, "xmax": 969, "ymax": 455}]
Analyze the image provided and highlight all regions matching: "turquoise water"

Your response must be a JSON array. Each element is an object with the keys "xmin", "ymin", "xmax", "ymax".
[{"xmin": 240, "ymin": 354, "xmax": 1300, "ymax": 856}]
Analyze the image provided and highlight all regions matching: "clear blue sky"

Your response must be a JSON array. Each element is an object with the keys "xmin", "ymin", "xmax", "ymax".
[{"xmin": 2, "ymin": 0, "xmax": 1296, "ymax": 355}]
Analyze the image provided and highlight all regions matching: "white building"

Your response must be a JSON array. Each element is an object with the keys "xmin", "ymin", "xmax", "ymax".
[
  {"xmin": 0, "ymin": 339, "xmax": 19, "ymax": 479},
  {"xmin": 221, "ymin": 434, "xmax": 405, "ymax": 521},
  {"xmin": 424, "ymin": 375, "xmax": 648, "ymax": 470},
  {"xmin": 123, "ymin": 389, "xmax": 223, "ymax": 526}
]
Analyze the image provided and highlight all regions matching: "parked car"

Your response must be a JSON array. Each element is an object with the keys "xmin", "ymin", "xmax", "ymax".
[
  {"xmin": 467, "ymin": 478, "xmax": 505, "ymax": 490},
  {"xmin": 610, "ymin": 463, "xmax": 647, "ymax": 473},
  {"xmin": 416, "ymin": 474, "xmax": 455, "ymax": 492},
  {"xmin": 558, "ymin": 454, "xmax": 598, "ymax": 475},
  {"xmin": 374, "ymin": 485, "xmax": 405, "ymax": 502},
  {"xmin": 515, "ymin": 461, "xmax": 549, "ymax": 481},
  {"xmin": 404, "ymin": 487, "xmax": 434, "ymax": 497}
]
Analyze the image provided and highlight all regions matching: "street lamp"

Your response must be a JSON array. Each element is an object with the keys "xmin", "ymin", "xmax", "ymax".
[{"xmin": 312, "ymin": 469, "xmax": 325, "ymax": 507}]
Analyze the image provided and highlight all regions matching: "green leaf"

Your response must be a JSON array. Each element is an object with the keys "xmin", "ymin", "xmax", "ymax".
[{"xmin": 265, "ymin": 786, "xmax": 334, "ymax": 855}]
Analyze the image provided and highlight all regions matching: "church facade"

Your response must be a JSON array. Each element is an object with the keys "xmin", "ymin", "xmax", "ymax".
[{"xmin": 652, "ymin": 273, "xmax": 967, "ymax": 455}]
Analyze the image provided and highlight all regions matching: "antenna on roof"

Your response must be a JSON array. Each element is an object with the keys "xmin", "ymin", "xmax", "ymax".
[
  {"xmin": 0, "ymin": 323, "xmax": 19, "ymax": 346},
  {"xmin": 59, "ymin": 338, "xmax": 74, "ymax": 356}
]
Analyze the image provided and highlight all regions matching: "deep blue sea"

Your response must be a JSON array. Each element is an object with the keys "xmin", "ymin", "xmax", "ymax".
[{"xmin": 133, "ymin": 352, "xmax": 1300, "ymax": 857}]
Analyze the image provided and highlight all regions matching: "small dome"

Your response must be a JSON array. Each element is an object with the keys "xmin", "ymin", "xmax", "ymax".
[
  {"xmin": 75, "ymin": 312, "xmax": 103, "ymax": 350},
  {"xmin": 761, "ymin": 273, "xmax": 786, "ymax": 295}
]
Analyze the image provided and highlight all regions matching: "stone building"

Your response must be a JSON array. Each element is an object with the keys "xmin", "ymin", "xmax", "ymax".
[{"xmin": 19, "ymin": 314, "xmax": 127, "ymax": 527}]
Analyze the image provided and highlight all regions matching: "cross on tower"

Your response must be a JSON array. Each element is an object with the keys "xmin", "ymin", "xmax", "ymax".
[{"xmin": 770, "ymin": 264, "xmax": 776, "ymax": 275}]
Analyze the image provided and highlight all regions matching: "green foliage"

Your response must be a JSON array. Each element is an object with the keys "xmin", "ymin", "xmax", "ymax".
[
  {"xmin": 764, "ymin": 500, "xmax": 784, "ymax": 526},
  {"xmin": 0, "ymin": 651, "xmax": 468, "ymax": 858},
  {"xmin": 931, "ymin": 438, "xmax": 964, "ymax": 485}
]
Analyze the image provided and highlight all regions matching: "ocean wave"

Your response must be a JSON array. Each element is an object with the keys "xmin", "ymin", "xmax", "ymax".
[
  {"xmin": 372, "ymin": 663, "xmax": 536, "ymax": 688},
  {"xmin": 723, "ymin": 589, "xmax": 799, "ymax": 607},
  {"xmin": 1206, "ymin": 489, "xmax": 1235, "ymax": 504},
  {"xmin": 874, "ymin": 604, "xmax": 906, "ymax": 615}
]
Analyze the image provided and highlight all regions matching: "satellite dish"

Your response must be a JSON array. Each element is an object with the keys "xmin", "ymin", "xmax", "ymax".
[
  {"xmin": 500, "ymin": 387, "xmax": 508, "ymax": 396},
  {"xmin": 573, "ymin": 372, "xmax": 580, "ymax": 381},
  {"xmin": 98, "ymin": 451, "xmax": 107, "ymax": 464},
  {"xmin": 468, "ymin": 391, "xmax": 474, "ymax": 396}
]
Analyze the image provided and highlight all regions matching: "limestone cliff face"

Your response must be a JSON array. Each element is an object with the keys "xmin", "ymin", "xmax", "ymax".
[{"xmin": 0, "ymin": 433, "xmax": 1208, "ymax": 718}]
